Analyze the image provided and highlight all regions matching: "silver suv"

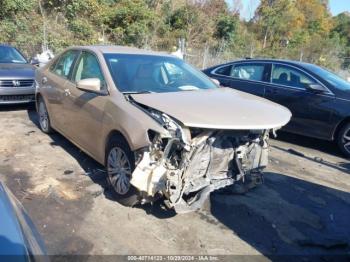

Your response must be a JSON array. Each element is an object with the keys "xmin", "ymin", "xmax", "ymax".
[{"xmin": 0, "ymin": 44, "xmax": 36, "ymax": 104}]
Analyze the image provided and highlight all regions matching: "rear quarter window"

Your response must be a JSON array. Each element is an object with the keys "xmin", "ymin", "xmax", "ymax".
[{"xmin": 214, "ymin": 65, "xmax": 232, "ymax": 76}]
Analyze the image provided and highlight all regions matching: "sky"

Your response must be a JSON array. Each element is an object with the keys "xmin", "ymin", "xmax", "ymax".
[{"xmin": 238, "ymin": 0, "xmax": 350, "ymax": 21}]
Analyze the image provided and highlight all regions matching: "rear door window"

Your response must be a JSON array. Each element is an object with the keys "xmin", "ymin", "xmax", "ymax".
[
  {"xmin": 51, "ymin": 50, "xmax": 79, "ymax": 79},
  {"xmin": 271, "ymin": 64, "xmax": 316, "ymax": 89},
  {"xmin": 231, "ymin": 63, "xmax": 266, "ymax": 81}
]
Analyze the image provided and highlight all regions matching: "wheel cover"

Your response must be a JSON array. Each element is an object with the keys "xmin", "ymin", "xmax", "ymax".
[
  {"xmin": 107, "ymin": 147, "xmax": 132, "ymax": 195},
  {"xmin": 342, "ymin": 127, "xmax": 350, "ymax": 154},
  {"xmin": 39, "ymin": 101, "xmax": 48, "ymax": 131}
]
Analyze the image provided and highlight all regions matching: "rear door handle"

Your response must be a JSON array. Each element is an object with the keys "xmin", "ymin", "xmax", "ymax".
[{"xmin": 42, "ymin": 77, "xmax": 47, "ymax": 84}]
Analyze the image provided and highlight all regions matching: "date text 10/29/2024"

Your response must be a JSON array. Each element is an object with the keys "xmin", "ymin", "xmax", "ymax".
[{"xmin": 127, "ymin": 256, "xmax": 219, "ymax": 261}]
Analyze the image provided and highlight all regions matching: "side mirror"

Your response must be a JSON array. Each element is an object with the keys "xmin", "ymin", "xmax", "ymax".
[
  {"xmin": 30, "ymin": 58, "xmax": 40, "ymax": 66},
  {"xmin": 77, "ymin": 78, "xmax": 101, "ymax": 93},
  {"xmin": 306, "ymin": 83, "xmax": 328, "ymax": 93},
  {"xmin": 210, "ymin": 78, "xmax": 220, "ymax": 86}
]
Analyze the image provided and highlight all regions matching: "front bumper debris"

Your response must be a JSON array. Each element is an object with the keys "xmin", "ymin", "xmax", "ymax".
[{"xmin": 130, "ymin": 108, "xmax": 270, "ymax": 213}]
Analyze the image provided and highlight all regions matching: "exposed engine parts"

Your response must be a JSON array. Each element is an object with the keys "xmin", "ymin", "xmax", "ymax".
[{"xmin": 130, "ymin": 108, "xmax": 271, "ymax": 213}]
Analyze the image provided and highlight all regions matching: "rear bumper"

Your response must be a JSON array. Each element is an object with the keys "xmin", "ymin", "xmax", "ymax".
[{"xmin": 0, "ymin": 88, "xmax": 35, "ymax": 104}]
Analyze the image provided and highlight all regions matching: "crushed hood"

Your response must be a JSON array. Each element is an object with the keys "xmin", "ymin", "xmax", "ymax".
[{"xmin": 131, "ymin": 88, "xmax": 291, "ymax": 130}]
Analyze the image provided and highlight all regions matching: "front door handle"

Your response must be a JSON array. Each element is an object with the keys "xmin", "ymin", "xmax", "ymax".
[{"xmin": 64, "ymin": 89, "xmax": 71, "ymax": 97}]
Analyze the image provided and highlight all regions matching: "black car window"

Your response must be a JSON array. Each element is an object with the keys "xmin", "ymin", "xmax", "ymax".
[
  {"xmin": 231, "ymin": 64, "xmax": 265, "ymax": 81},
  {"xmin": 73, "ymin": 51, "xmax": 105, "ymax": 87},
  {"xmin": 51, "ymin": 50, "xmax": 79, "ymax": 79},
  {"xmin": 272, "ymin": 64, "xmax": 316, "ymax": 89},
  {"xmin": 214, "ymin": 65, "xmax": 232, "ymax": 76}
]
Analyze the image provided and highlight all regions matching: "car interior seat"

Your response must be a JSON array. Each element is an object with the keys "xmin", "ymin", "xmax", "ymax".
[
  {"xmin": 132, "ymin": 64, "xmax": 160, "ymax": 91},
  {"xmin": 290, "ymin": 73, "xmax": 301, "ymax": 88},
  {"xmin": 276, "ymin": 72, "xmax": 288, "ymax": 85}
]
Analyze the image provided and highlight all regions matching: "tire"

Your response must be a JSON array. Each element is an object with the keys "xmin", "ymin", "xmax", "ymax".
[
  {"xmin": 337, "ymin": 122, "xmax": 350, "ymax": 158},
  {"xmin": 105, "ymin": 136, "xmax": 140, "ymax": 206},
  {"xmin": 37, "ymin": 96, "xmax": 53, "ymax": 134}
]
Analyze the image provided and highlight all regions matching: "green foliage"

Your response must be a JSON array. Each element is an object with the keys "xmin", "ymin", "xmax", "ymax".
[
  {"xmin": 169, "ymin": 5, "xmax": 199, "ymax": 39},
  {"xmin": 104, "ymin": 0, "xmax": 156, "ymax": 46},
  {"xmin": 68, "ymin": 19, "xmax": 96, "ymax": 41},
  {"xmin": 0, "ymin": 0, "xmax": 347, "ymax": 71},
  {"xmin": 215, "ymin": 14, "xmax": 239, "ymax": 41},
  {"xmin": 332, "ymin": 12, "xmax": 350, "ymax": 68},
  {"xmin": 0, "ymin": 0, "xmax": 36, "ymax": 19}
]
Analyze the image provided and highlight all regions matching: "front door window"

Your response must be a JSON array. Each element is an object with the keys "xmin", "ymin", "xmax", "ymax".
[
  {"xmin": 271, "ymin": 64, "xmax": 316, "ymax": 89},
  {"xmin": 73, "ymin": 51, "xmax": 106, "ymax": 87}
]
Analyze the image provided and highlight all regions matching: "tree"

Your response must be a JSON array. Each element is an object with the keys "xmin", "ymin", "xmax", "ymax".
[
  {"xmin": 104, "ymin": 0, "xmax": 157, "ymax": 47},
  {"xmin": 215, "ymin": 14, "xmax": 239, "ymax": 41},
  {"xmin": 332, "ymin": 12, "xmax": 350, "ymax": 68},
  {"xmin": 254, "ymin": 0, "xmax": 302, "ymax": 49}
]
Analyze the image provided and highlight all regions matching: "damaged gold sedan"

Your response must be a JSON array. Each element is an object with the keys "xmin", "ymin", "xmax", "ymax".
[{"xmin": 35, "ymin": 46, "xmax": 291, "ymax": 213}]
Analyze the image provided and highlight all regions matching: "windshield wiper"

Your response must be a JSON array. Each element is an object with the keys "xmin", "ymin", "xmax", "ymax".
[{"xmin": 122, "ymin": 90, "xmax": 154, "ymax": 94}]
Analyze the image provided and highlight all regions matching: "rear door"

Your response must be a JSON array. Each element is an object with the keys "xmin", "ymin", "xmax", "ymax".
[
  {"xmin": 228, "ymin": 62, "xmax": 269, "ymax": 97},
  {"xmin": 264, "ymin": 63, "xmax": 335, "ymax": 139},
  {"xmin": 41, "ymin": 50, "xmax": 80, "ymax": 129},
  {"xmin": 63, "ymin": 51, "xmax": 108, "ymax": 156}
]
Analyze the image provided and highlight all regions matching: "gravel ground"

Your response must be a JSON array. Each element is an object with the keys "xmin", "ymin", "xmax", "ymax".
[{"xmin": 0, "ymin": 104, "xmax": 350, "ymax": 260}]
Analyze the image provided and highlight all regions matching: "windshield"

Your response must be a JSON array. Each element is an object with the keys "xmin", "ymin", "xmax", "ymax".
[
  {"xmin": 304, "ymin": 63, "xmax": 350, "ymax": 91},
  {"xmin": 0, "ymin": 46, "xmax": 27, "ymax": 64},
  {"xmin": 104, "ymin": 54, "xmax": 217, "ymax": 93}
]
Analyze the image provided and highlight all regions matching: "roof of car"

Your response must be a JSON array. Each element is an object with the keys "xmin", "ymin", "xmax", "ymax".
[
  {"xmin": 230, "ymin": 58, "xmax": 315, "ymax": 68},
  {"xmin": 71, "ymin": 45, "xmax": 174, "ymax": 57}
]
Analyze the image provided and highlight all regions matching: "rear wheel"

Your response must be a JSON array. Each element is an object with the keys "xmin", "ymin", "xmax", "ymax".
[
  {"xmin": 106, "ymin": 136, "xmax": 140, "ymax": 206},
  {"xmin": 337, "ymin": 123, "xmax": 350, "ymax": 158},
  {"xmin": 37, "ymin": 97, "xmax": 53, "ymax": 134}
]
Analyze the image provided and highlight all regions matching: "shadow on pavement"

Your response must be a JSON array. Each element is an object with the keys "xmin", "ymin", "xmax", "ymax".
[
  {"xmin": 25, "ymin": 106, "xmax": 350, "ymax": 249},
  {"xmin": 0, "ymin": 103, "xmax": 35, "ymax": 112},
  {"xmin": 275, "ymin": 131, "xmax": 345, "ymax": 159},
  {"xmin": 272, "ymin": 145, "xmax": 350, "ymax": 175},
  {"xmin": 210, "ymin": 172, "xmax": 350, "ymax": 258}
]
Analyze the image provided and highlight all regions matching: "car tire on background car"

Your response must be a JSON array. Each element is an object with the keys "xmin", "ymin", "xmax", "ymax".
[
  {"xmin": 105, "ymin": 136, "xmax": 140, "ymax": 206},
  {"xmin": 337, "ymin": 122, "xmax": 350, "ymax": 158},
  {"xmin": 37, "ymin": 96, "xmax": 53, "ymax": 134}
]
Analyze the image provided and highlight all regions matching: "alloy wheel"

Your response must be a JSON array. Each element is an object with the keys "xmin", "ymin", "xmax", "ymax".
[
  {"xmin": 342, "ymin": 127, "xmax": 350, "ymax": 154},
  {"xmin": 39, "ymin": 100, "xmax": 49, "ymax": 131},
  {"xmin": 107, "ymin": 147, "xmax": 132, "ymax": 195}
]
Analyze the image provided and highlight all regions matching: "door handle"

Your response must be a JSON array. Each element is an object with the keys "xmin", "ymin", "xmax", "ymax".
[
  {"xmin": 42, "ymin": 77, "xmax": 47, "ymax": 84},
  {"xmin": 64, "ymin": 89, "xmax": 71, "ymax": 96}
]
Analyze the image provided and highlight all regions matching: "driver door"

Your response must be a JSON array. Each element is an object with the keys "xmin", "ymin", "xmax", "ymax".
[
  {"xmin": 264, "ymin": 63, "xmax": 335, "ymax": 139},
  {"xmin": 63, "ymin": 51, "xmax": 108, "ymax": 157}
]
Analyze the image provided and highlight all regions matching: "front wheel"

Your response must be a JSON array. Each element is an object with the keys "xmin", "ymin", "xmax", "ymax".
[
  {"xmin": 337, "ymin": 123, "xmax": 350, "ymax": 158},
  {"xmin": 106, "ymin": 136, "xmax": 140, "ymax": 206}
]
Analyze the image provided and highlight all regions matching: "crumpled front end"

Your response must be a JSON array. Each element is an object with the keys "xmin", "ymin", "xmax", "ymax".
[{"xmin": 130, "ymin": 107, "xmax": 270, "ymax": 213}]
